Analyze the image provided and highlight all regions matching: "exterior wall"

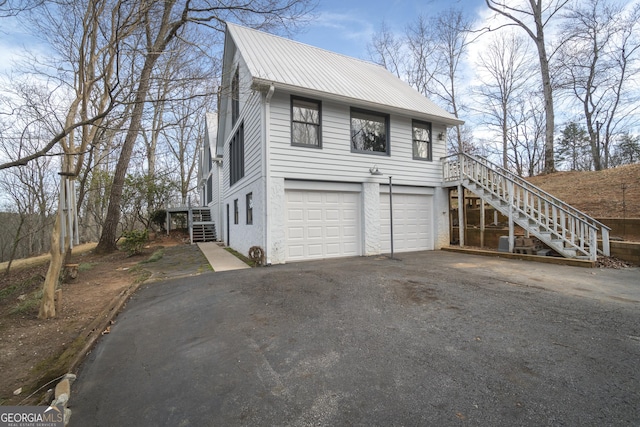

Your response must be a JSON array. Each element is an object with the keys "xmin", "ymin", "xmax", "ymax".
[
  {"xmin": 269, "ymin": 177, "xmax": 286, "ymax": 264},
  {"xmin": 433, "ymin": 187, "xmax": 451, "ymax": 249},
  {"xmin": 219, "ymin": 52, "xmax": 266, "ymax": 257},
  {"xmin": 268, "ymin": 91, "xmax": 447, "ymax": 186}
]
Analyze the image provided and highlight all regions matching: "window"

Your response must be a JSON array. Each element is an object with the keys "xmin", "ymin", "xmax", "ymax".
[
  {"xmin": 291, "ymin": 97, "xmax": 321, "ymax": 147},
  {"xmin": 412, "ymin": 120, "xmax": 432, "ymax": 161},
  {"xmin": 351, "ymin": 108, "xmax": 389, "ymax": 154},
  {"xmin": 229, "ymin": 123, "xmax": 244, "ymax": 186},
  {"xmin": 231, "ymin": 66, "xmax": 240, "ymax": 125},
  {"xmin": 233, "ymin": 199, "xmax": 239, "ymax": 224},
  {"xmin": 246, "ymin": 193, "xmax": 253, "ymax": 225}
]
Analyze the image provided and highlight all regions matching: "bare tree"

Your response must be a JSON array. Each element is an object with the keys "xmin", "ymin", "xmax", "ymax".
[
  {"xmin": 95, "ymin": 0, "xmax": 315, "ymax": 254},
  {"xmin": 474, "ymin": 31, "xmax": 532, "ymax": 168},
  {"xmin": 556, "ymin": 0, "xmax": 640, "ymax": 170},
  {"xmin": 368, "ymin": 21, "xmax": 404, "ymax": 78},
  {"xmin": 404, "ymin": 9, "xmax": 474, "ymax": 153},
  {"xmin": 485, "ymin": 0, "xmax": 569, "ymax": 174}
]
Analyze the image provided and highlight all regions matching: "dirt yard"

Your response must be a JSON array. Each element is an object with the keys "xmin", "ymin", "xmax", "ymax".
[{"xmin": 0, "ymin": 232, "xmax": 193, "ymax": 405}]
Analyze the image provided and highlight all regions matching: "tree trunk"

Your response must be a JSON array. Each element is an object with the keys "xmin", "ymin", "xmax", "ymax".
[{"xmin": 39, "ymin": 214, "xmax": 62, "ymax": 319}]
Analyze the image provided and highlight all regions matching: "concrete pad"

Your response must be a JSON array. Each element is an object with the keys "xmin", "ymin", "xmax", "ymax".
[{"xmin": 197, "ymin": 242, "xmax": 250, "ymax": 272}]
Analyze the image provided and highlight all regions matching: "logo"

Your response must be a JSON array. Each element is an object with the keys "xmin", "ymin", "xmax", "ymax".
[{"xmin": 0, "ymin": 405, "xmax": 64, "ymax": 427}]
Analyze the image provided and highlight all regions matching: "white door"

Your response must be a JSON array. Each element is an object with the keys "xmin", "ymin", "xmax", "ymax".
[
  {"xmin": 286, "ymin": 190, "xmax": 360, "ymax": 261},
  {"xmin": 380, "ymin": 192, "xmax": 432, "ymax": 253}
]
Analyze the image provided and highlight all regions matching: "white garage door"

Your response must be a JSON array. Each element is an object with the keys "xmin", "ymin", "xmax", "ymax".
[
  {"xmin": 286, "ymin": 190, "xmax": 360, "ymax": 261},
  {"xmin": 380, "ymin": 192, "xmax": 432, "ymax": 253}
]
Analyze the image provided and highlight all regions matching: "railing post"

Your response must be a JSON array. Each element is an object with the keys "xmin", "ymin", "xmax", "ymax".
[
  {"xmin": 508, "ymin": 180, "xmax": 514, "ymax": 252},
  {"xmin": 601, "ymin": 227, "xmax": 610, "ymax": 257}
]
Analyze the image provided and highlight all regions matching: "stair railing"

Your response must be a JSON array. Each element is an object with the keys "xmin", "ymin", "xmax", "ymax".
[{"xmin": 443, "ymin": 152, "xmax": 610, "ymax": 260}]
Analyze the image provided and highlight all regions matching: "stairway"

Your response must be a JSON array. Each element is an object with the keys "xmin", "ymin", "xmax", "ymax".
[
  {"xmin": 190, "ymin": 208, "xmax": 217, "ymax": 243},
  {"xmin": 443, "ymin": 153, "xmax": 610, "ymax": 261}
]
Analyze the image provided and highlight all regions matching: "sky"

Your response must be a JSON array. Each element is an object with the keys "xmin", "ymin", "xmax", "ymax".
[{"xmin": 294, "ymin": 0, "xmax": 487, "ymax": 60}]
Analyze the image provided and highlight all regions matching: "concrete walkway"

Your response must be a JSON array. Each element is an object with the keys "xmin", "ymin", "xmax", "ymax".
[{"xmin": 196, "ymin": 242, "xmax": 250, "ymax": 272}]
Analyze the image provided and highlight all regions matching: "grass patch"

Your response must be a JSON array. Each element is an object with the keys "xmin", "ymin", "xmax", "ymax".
[
  {"xmin": 0, "ymin": 274, "xmax": 44, "ymax": 301},
  {"xmin": 141, "ymin": 248, "xmax": 164, "ymax": 264},
  {"xmin": 223, "ymin": 247, "xmax": 255, "ymax": 267},
  {"xmin": 78, "ymin": 262, "xmax": 96, "ymax": 272},
  {"xmin": 11, "ymin": 289, "xmax": 43, "ymax": 315}
]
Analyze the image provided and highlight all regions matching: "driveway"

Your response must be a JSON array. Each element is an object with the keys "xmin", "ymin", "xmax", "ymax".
[{"xmin": 71, "ymin": 251, "xmax": 640, "ymax": 426}]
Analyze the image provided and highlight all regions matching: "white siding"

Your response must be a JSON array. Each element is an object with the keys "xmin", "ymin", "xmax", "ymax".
[{"xmin": 268, "ymin": 91, "xmax": 447, "ymax": 187}]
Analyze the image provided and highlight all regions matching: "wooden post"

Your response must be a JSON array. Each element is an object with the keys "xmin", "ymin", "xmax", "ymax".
[
  {"xmin": 458, "ymin": 184, "xmax": 464, "ymax": 247},
  {"xmin": 55, "ymin": 289, "xmax": 62, "ymax": 315}
]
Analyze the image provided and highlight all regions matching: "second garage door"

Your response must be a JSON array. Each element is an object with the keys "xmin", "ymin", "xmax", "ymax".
[
  {"xmin": 285, "ymin": 190, "xmax": 360, "ymax": 261},
  {"xmin": 380, "ymin": 191, "xmax": 432, "ymax": 253}
]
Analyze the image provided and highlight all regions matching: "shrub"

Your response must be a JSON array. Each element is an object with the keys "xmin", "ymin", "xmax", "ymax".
[{"xmin": 121, "ymin": 229, "xmax": 149, "ymax": 256}]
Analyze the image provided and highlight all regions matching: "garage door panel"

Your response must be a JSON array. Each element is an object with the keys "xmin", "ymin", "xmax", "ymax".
[
  {"xmin": 286, "ymin": 190, "xmax": 361, "ymax": 261},
  {"xmin": 381, "ymin": 193, "xmax": 432, "ymax": 253}
]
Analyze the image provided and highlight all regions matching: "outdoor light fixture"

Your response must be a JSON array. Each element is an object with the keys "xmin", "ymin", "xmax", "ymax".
[
  {"xmin": 369, "ymin": 165, "xmax": 382, "ymax": 176},
  {"xmin": 438, "ymin": 132, "xmax": 445, "ymax": 141}
]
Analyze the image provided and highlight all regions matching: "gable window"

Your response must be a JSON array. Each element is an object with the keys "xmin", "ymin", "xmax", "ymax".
[
  {"xmin": 246, "ymin": 193, "xmax": 253, "ymax": 225},
  {"xmin": 412, "ymin": 120, "xmax": 432, "ymax": 161},
  {"xmin": 234, "ymin": 199, "xmax": 239, "ymax": 224},
  {"xmin": 291, "ymin": 97, "xmax": 321, "ymax": 147},
  {"xmin": 229, "ymin": 123, "xmax": 244, "ymax": 186},
  {"xmin": 231, "ymin": 66, "xmax": 240, "ymax": 125},
  {"xmin": 351, "ymin": 108, "xmax": 389, "ymax": 155}
]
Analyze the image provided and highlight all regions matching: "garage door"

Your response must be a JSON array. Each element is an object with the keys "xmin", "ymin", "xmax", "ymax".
[
  {"xmin": 380, "ymin": 192, "xmax": 432, "ymax": 253},
  {"xmin": 286, "ymin": 190, "xmax": 360, "ymax": 261}
]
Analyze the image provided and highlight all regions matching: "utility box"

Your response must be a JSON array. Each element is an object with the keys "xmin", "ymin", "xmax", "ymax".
[{"xmin": 498, "ymin": 236, "xmax": 510, "ymax": 252}]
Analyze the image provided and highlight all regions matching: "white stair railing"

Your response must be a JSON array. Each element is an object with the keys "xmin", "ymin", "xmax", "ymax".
[{"xmin": 443, "ymin": 153, "xmax": 610, "ymax": 260}]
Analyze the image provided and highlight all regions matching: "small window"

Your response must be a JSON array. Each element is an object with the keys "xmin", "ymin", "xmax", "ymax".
[
  {"xmin": 351, "ymin": 108, "xmax": 389, "ymax": 155},
  {"xmin": 233, "ymin": 199, "xmax": 239, "ymax": 224},
  {"xmin": 246, "ymin": 193, "xmax": 253, "ymax": 225},
  {"xmin": 291, "ymin": 97, "xmax": 321, "ymax": 147},
  {"xmin": 412, "ymin": 120, "xmax": 432, "ymax": 161},
  {"xmin": 231, "ymin": 66, "xmax": 240, "ymax": 125}
]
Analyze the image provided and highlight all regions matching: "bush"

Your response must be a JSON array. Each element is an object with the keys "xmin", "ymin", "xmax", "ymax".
[
  {"xmin": 121, "ymin": 229, "xmax": 149, "ymax": 256},
  {"xmin": 150, "ymin": 209, "xmax": 167, "ymax": 232}
]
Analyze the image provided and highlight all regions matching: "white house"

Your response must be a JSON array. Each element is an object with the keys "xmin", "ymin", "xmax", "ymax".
[{"xmin": 199, "ymin": 22, "xmax": 464, "ymax": 265}]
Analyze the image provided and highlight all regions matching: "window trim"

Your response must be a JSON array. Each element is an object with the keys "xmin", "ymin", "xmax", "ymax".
[
  {"xmin": 291, "ymin": 95, "xmax": 322, "ymax": 149},
  {"xmin": 246, "ymin": 193, "xmax": 253, "ymax": 225},
  {"xmin": 350, "ymin": 107, "xmax": 390, "ymax": 156},
  {"xmin": 412, "ymin": 120, "xmax": 433, "ymax": 161}
]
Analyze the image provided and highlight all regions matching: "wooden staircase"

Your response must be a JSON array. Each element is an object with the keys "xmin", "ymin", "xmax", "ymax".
[
  {"xmin": 443, "ymin": 153, "xmax": 610, "ymax": 261},
  {"xmin": 190, "ymin": 207, "xmax": 217, "ymax": 243}
]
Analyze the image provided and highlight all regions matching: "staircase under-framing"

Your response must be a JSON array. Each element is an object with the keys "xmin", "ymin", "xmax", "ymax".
[
  {"xmin": 166, "ymin": 206, "xmax": 217, "ymax": 244},
  {"xmin": 443, "ymin": 153, "xmax": 610, "ymax": 261}
]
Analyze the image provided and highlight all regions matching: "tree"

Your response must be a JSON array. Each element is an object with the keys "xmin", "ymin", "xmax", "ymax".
[
  {"xmin": 475, "ymin": 31, "xmax": 532, "ymax": 169},
  {"xmin": 95, "ymin": 0, "xmax": 314, "ymax": 254},
  {"xmin": 485, "ymin": 0, "xmax": 569, "ymax": 174},
  {"xmin": 556, "ymin": 0, "xmax": 640, "ymax": 170},
  {"xmin": 368, "ymin": 21, "xmax": 404, "ymax": 78},
  {"xmin": 556, "ymin": 122, "xmax": 590, "ymax": 170},
  {"xmin": 612, "ymin": 132, "xmax": 640, "ymax": 165}
]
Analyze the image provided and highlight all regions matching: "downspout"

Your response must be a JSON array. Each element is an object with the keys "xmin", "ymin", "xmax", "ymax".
[{"xmin": 264, "ymin": 83, "xmax": 275, "ymax": 265}]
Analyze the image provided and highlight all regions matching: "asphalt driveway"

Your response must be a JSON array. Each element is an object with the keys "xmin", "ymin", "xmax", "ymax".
[{"xmin": 71, "ymin": 251, "xmax": 640, "ymax": 426}]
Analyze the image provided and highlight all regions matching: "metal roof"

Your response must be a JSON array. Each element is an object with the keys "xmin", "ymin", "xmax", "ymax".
[{"xmin": 226, "ymin": 23, "xmax": 464, "ymax": 126}]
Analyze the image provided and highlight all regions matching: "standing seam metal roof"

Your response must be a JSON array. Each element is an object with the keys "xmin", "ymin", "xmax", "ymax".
[{"xmin": 226, "ymin": 23, "xmax": 463, "ymax": 125}]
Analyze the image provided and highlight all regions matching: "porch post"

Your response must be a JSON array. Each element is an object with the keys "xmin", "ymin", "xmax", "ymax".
[{"xmin": 457, "ymin": 184, "xmax": 464, "ymax": 247}]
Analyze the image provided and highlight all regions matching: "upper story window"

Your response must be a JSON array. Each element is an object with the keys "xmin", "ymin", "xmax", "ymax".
[
  {"xmin": 351, "ymin": 108, "xmax": 389, "ymax": 155},
  {"xmin": 291, "ymin": 97, "xmax": 321, "ymax": 147},
  {"xmin": 229, "ymin": 122, "xmax": 244, "ymax": 186},
  {"xmin": 412, "ymin": 120, "xmax": 432, "ymax": 161},
  {"xmin": 231, "ymin": 66, "xmax": 240, "ymax": 125}
]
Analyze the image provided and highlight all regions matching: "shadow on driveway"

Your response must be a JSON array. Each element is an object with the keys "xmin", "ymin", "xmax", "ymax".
[{"xmin": 71, "ymin": 251, "xmax": 640, "ymax": 426}]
